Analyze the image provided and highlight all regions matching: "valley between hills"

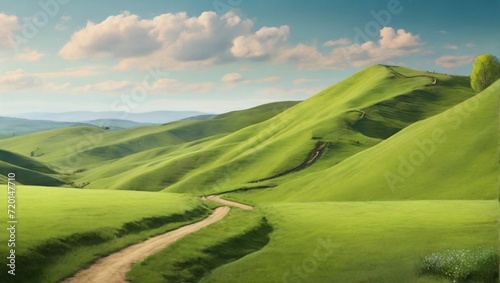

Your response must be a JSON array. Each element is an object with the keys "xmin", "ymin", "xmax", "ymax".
[{"xmin": 0, "ymin": 64, "xmax": 498, "ymax": 283}]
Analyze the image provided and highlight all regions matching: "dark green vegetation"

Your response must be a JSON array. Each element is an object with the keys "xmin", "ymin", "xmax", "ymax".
[{"xmin": 0, "ymin": 65, "xmax": 498, "ymax": 282}]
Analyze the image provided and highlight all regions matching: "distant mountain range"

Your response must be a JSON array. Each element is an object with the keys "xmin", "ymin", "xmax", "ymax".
[
  {"xmin": 0, "ymin": 117, "xmax": 88, "ymax": 138},
  {"xmin": 7, "ymin": 110, "xmax": 210, "ymax": 124},
  {"xmin": 0, "ymin": 111, "xmax": 212, "ymax": 140}
]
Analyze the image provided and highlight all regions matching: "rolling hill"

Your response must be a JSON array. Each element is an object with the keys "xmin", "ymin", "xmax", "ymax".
[
  {"xmin": 237, "ymin": 78, "xmax": 499, "ymax": 202},
  {"xmin": 0, "ymin": 101, "xmax": 299, "ymax": 186},
  {"xmin": 0, "ymin": 149, "xmax": 65, "ymax": 186},
  {"xmin": 0, "ymin": 65, "xmax": 497, "ymax": 283},
  {"xmin": 0, "ymin": 65, "xmax": 478, "ymax": 193},
  {"xmin": 126, "ymin": 65, "xmax": 475, "ymax": 194}
]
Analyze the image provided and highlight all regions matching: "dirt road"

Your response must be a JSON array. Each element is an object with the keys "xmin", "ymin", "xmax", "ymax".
[
  {"xmin": 64, "ymin": 206, "xmax": 230, "ymax": 283},
  {"xmin": 203, "ymin": 195, "xmax": 253, "ymax": 210}
]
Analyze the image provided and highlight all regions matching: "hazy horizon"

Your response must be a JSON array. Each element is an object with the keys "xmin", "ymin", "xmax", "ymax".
[{"xmin": 0, "ymin": 0, "xmax": 498, "ymax": 115}]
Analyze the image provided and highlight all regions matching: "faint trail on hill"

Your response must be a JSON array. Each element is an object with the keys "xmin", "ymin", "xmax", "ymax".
[
  {"xmin": 249, "ymin": 141, "xmax": 329, "ymax": 183},
  {"xmin": 348, "ymin": 109, "xmax": 366, "ymax": 122},
  {"xmin": 64, "ymin": 206, "xmax": 231, "ymax": 283},
  {"xmin": 383, "ymin": 65, "xmax": 437, "ymax": 86},
  {"xmin": 203, "ymin": 195, "xmax": 253, "ymax": 210}
]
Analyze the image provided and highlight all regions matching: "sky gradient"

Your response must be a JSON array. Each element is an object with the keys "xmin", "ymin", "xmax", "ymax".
[{"xmin": 0, "ymin": 0, "xmax": 498, "ymax": 115}]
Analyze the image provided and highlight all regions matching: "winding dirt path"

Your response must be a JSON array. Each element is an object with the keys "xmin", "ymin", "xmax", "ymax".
[
  {"xmin": 249, "ymin": 141, "xmax": 329, "ymax": 183},
  {"xmin": 384, "ymin": 65, "xmax": 437, "ymax": 86},
  {"xmin": 64, "ymin": 206, "xmax": 230, "ymax": 283},
  {"xmin": 203, "ymin": 195, "xmax": 253, "ymax": 210}
]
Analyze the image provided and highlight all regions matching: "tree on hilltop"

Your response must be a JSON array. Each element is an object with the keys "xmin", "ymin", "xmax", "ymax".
[{"xmin": 470, "ymin": 53, "xmax": 500, "ymax": 92}]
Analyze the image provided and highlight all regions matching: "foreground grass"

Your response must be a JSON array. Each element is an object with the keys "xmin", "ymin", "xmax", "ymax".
[
  {"xmin": 127, "ymin": 209, "xmax": 271, "ymax": 283},
  {"xmin": 0, "ymin": 186, "xmax": 205, "ymax": 283},
  {"xmin": 202, "ymin": 201, "xmax": 497, "ymax": 283},
  {"xmin": 417, "ymin": 247, "xmax": 499, "ymax": 282}
]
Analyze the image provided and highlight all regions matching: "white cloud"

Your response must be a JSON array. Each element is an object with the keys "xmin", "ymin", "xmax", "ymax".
[
  {"xmin": 60, "ymin": 11, "xmax": 163, "ymax": 59},
  {"xmin": 443, "ymin": 44, "xmax": 458, "ymax": 50},
  {"xmin": 59, "ymin": 11, "xmax": 423, "ymax": 71},
  {"xmin": 0, "ymin": 13, "xmax": 20, "ymax": 48},
  {"xmin": 435, "ymin": 55, "xmax": 475, "ymax": 68},
  {"xmin": 37, "ymin": 65, "xmax": 106, "ymax": 78},
  {"xmin": 323, "ymin": 38, "xmax": 352, "ymax": 47},
  {"xmin": 293, "ymin": 78, "xmax": 320, "ymax": 85},
  {"xmin": 13, "ymin": 49, "xmax": 44, "ymax": 61},
  {"xmin": 221, "ymin": 74, "xmax": 281, "ymax": 87},
  {"xmin": 437, "ymin": 30, "xmax": 447, "ymax": 34},
  {"xmin": 231, "ymin": 25, "xmax": 289, "ymax": 59},
  {"xmin": 221, "ymin": 72, "xmax": 243, "ymax": 83},
  {"xmin": 378, "ymin": 27, "xmax": 421, "ymax": 49},
  {"xmin": 74, "ymin": 80, "xmax": 135, "ymax": 93},
  {"xmin": 0, "ymin": 69, "xmax": 41, "ymax": 89},
  {"xmin": 73, "ymin": 78, "xmax": 215, "ymax": 94},
  {"xmin": 282, "ymin": 27, "xmax": 423, "ymax": 70},
  {"xmin": 60, "ymin": 11, "xmax": 253, "ymax": 70}
]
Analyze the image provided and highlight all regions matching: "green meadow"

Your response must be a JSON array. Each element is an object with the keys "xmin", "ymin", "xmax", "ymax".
[
  {"xmin": 0, "ymin": 65, "xmax": 498, "ymax": 282},
  {"xmin": 0, "ymin": 186, "xmax": 206, "ymax": 282}
]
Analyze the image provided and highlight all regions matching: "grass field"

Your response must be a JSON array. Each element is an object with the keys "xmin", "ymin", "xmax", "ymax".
[
  {"xmin": 0, "ymin": 65, "xmax": 497, "ymax": 282},
  {"xmin": 0, "ymin": 186, "xmax": 207, "ymax": 282},
  {"xmin": 229, "ymin": 78, "xmax": 499, "ymax": 203},
  {"xmin": 127, "ymin": 208, "xmax": 270, "ymax": 283},
  {"xmin": 0, "ymin": 66, "xmax": 475, "ymax": 194},
  {"xmin": 126, "ymin": 201, "xmax": 498, "ymax": 283}
]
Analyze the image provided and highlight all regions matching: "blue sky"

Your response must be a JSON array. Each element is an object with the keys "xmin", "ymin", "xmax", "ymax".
[{"xmin": 0, "ymin": 0, "xmax": 498, "ymax": 115}]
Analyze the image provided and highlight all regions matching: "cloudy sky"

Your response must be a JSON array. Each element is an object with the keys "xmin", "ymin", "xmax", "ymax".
[{"xmin": 0, "ymin": 0, "xmax": 498, "ymax": 115}]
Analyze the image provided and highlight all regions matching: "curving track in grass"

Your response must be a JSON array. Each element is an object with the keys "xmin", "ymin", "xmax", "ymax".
[{"xmin": 65, "ymin": 196, "xmax": 253, "ymax": 283}]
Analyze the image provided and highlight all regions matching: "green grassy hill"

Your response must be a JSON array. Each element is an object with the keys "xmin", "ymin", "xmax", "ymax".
[
  {"xmin": 1, "ymin": 65, "xmax": 497, "ymax": 283},
  {"xmin": 124, "ymin": 71, "xmax": 498, "ymax": 283},
  {"xmin": 0, "ymin": 149, "xmax": 65, "ymax": 186},
  {"xmin": 157, "ymin": 65, "xmax": 475, "ymax": 194},
  {"xmin": 0, "ymin": 65, "xmax": 476, "ymax": 193},
  {"xmin": 237, "ymin": 79, "xmax": 499, "ymax": 202},
  {"xmin": 0, "ymin": 186, "xmax": 206, "ymax": 283},
  {"xmin": 0, "ymin": 101, "xmax": 297, "ymax": 173}
]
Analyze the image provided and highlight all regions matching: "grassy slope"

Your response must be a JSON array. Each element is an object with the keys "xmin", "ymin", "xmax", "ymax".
[
  {"xmin": 203, "ymin": 201, "xmax": 498, "ymax": 283},
  {"xmin": 66, "ymin": 101, "xmax": 298, "ymax": 190},
  {"xmin": 126, "ymin": 70, "xmax": 497, "ymax": 283},
  {"xmin": 0, "ymin": 102, "xmax": 297, "ymax": 182},
  {"xmin": 0, "ymin": 149, "xmax": 65, "ymax": 186},
  {"xmin": 237, "ymin": 79, "xmax": 499, "ymax": 203},
  {"xmin": 0, "ymin": 66, "xmax": 494, "ymax": 283},
  {"xmin": 0, "ymin": 66, "xmax": 474, "ymax": 193},
  {"xmin": 127, "ymin": 208, "xmax": 270, "ymax": 283},
  {"xmin": 0, "ymin": 186, "xmax": 205, "ymax": 282},
  {"xmin": 161, "ymin": 65, "xmax": 474, "ymax": 194}
]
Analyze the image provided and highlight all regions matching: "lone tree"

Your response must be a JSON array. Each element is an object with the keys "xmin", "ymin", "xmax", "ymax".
[{"xmin": 470, "ymin": 53, "xmax": 500, "ymax": 92}]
